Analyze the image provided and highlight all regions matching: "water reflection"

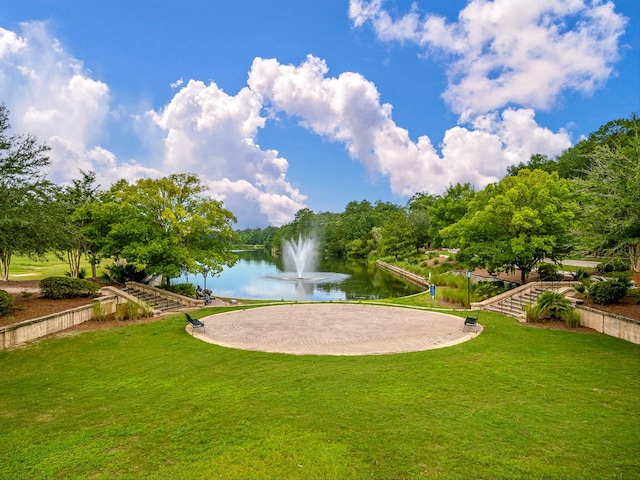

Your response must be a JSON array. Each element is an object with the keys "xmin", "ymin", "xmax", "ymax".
[{"xmin": 181, "ymin": 249, "xmax": 422, "ymax": 301}]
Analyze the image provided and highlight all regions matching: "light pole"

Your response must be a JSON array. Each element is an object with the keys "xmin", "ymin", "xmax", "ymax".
[
  {"xmin": 202, "ymin": 266, "xmax": 209, "ymax": 291},
  {"xmin": 466, "ymin": 269, "xmax": 472, "ymax": 307}
]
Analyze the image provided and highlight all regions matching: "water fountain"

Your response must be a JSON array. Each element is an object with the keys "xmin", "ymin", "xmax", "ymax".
[
  {"xmin": 282, "ymin": 235, "xmax": 319, "ymax": 279},
  {"xmin": 264, "ymin": 236, "xmax": 349, "ymax": 296}
]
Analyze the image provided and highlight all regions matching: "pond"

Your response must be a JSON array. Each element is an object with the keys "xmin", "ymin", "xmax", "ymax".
[{"xmin": 182, "ymin": 249, "xmax": 423, "ymax": 301}]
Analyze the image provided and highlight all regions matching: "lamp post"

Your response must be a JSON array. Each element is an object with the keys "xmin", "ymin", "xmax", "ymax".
[
  {"xmin": 202, "ymin": 266, "xmax": 209, "ymax": 291},
  {"xmin": 466, "ymin": 269, "xmax": 472, "ymax": 307}
]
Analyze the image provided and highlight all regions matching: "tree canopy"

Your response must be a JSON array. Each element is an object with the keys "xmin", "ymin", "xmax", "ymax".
[
  {"xmin": 440, "ymin": 169, "xmax": 577, "ymax": 283},
  {"xmin": 0, "ymin": 104, "xmax": 56, "ymax": 281},
  {"xmin": 89, "ymin": 173, "xmax": 238, "ymax": 282},
  {"xmin": 574, "ymin": 130, "xmax": 640, "ymax": 272}
]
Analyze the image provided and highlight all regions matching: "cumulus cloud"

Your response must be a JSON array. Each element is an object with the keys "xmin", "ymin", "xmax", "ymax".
[
  {"xmin": 349, "ymin": 0, "xmax": 627, "ymax": 116},
  {"xmin": 248, "ymin": 55, "xmax": 571, "ymax": 195},
  {"xmin": 0, "ymin": 22, "xmax": 305, "ymax": 225},
  {"xmin": 0, "ymin": 15, "xmax": 590, "ymax": 226},
  {"xmin": 147, "ymin": 79, "xmax": 307, "ymax": 225},
  {"xmin": 0, "ymin": 22, "xmax": 157, "ymax": 186}
]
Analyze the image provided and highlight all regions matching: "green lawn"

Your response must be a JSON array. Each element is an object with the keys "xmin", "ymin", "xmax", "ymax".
[
  {"xmin": 1, "ymin": 307, "xmax": 638, "ymax": 479},
  {"xmin": 6, "ymin": 254, "xmax": 105, "ymax": 280}
]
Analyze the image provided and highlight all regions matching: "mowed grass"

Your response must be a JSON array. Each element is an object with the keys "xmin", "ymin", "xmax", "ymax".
[
  {"xmin": 6, "ymin": 254, "xmax": 105, "ymax": 280},
  {"xmin": 1, "ymin": 307, "xmax": 638, "ymax": 479}
]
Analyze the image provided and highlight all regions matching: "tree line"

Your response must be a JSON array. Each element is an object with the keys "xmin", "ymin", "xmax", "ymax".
[
  {"xmin": 2, "ymin": 100, "xmax": 638, "ymax": 285},
  {"xmin": 238, "ymin": 114, "xmax": 639, "ymax": 283}
]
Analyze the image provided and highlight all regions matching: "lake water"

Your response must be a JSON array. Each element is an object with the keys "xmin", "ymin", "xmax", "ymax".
[{"xmin": 181, "ymin": 249, "xmax": 423, "ymax": 301}]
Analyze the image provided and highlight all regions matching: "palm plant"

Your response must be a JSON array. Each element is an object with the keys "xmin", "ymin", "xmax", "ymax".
[{"xmin": 535, "ymin": 291, "xmax": 571, "ymax": 320}]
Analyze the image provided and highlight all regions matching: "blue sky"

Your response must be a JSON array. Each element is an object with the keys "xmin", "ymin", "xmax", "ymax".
[{"xmin": 1, "ymin": 1, "xmax": 638, "ymax": 227}]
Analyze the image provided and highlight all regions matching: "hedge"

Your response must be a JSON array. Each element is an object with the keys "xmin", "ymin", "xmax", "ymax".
[{"xmin": 40, "ymin": 277, "xmax": 100, "ymax": 299}]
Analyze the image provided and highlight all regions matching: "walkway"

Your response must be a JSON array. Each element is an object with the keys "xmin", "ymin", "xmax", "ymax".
[{"xmin": 189, "ymin": 303, "xmax": 482, "ymax": 356}]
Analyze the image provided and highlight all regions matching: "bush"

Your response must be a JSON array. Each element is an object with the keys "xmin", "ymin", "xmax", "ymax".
[
  {"xmin": 588, "ymin": 279, "xmax": 629, "ymax": 305},
  {"xmin": 596, "ymin": 258, "xmax": 631, "ymax": 274},
  {"xmin": 65, "ymin": 267, "xmax": 88, "ymax": 279},
  {"xmin": 161, "ymin": 283, "xmax": 196, "ymax": 298},
  {"xmin": 0, "ymin": 289, "xmax": 15, "ymax": 317},
  {"xmin": 102, "ymin": 263, "xmax": 146, "ymax": 285},
  {"xmin": 536, "ymin": 291, "xmax": 570, "ymax": 319},
  {"xmin": 629, "ymin": 289, "xmax": 640, "ymax": 304},
  {"xmin": 112, "ymin": 300, "xmax": 152, "ymax": 321},
  {"xmin": 572, "ymin": 268, "xmax": 591, "ymax": 281},
  {"xmin": 563, "ymin": 308, "xmax": 582, "ymax": 328},
  {"xmin": 40, "ymin": 277, "xmax": 99, "ymax": 299},
  {"xmin": 114, "ymin": 303, "xmax": 127, "ymax": 321},
  {"xmin": 537, "ymin": 263, "xmax": 559, "ymax": 281},
  {"xmin": 92, "ymin": 302, "xmax": 106, "ymax": 321},
  {"xmin": 524, "ymin": 303, "xmax": 543, "ymax": 323}
]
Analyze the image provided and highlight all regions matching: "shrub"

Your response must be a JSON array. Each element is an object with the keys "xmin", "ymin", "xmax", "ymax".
[
  {"xmin": 0, "ymin": 290, "xmax": 15, "ymax": 317},
  {"xmin": 596, "ymin": 258, "xmax": 631, "ymax": 274},
  {"xmin": 524, "ymin": 303, "xmax": 543, "ymax": 323},
  {"xmin": 537, "ymin": 263, "xmax": 559, "ymax": 281},
  {"xmin": 40, "ymin": 277, "xmax": 99, "ymax": 299},
  {"xmin": 563, "ymin": 308, "xmax": 582, "ymax": 328},
  {"xmin": 161, "ymin": 283, "xmax": 196, "ymax": 298},
  {"xmin": 92, "ymin": 302, "xmax": 106, "ymax": 321},
  {"xmin": 629, "ymin": 289, "xmax": 640, "ymax": 304},
  {"xmin": 102, "ymin": 263, "xmax": 146, "ymax": 285},
  {"xmin": 572, "ymin": 268, "xmax": 591, "ymax": 281},
  {"xmin": 439, "ymin": 287, "xmax": 469, "ymax": 307},
  {"xmin": 573, "ymin": 279, "xmax": 590, "ymax": 295},
  {"xmin": 536, "ymin": 291, "xmax": 570, "ymax": 319},
  {"xmin": 588, "ymin": 279, "xmax": 629, "ymax": 305},
  {"xmin": 114, "ymin": 303, "xmax": 127, "ymax": 321},
  {"xmin": 65, "ymin": 267, "xmax": 88, "ymax": 279},
  {"xmin": 111, "ymin": 300, "xmax": 152, "ymax": 321}
]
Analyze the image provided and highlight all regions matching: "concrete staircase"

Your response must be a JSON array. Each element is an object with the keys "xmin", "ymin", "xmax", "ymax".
[
  {"xmin": 473, "ymin": 281, "xmax": 579, "ymax": 320},
  {"xmin": 122, "ymin": 281, "xmax": 204, "ymax": 314}
]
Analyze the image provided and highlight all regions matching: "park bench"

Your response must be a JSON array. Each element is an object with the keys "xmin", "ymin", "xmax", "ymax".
[
  {"xmin": 463, "ymin": 311, "xmax": 479, "ymax": 332},
  {"xmin": 185, "ymin": 312, "xmax": 205, "ymax": 335}
]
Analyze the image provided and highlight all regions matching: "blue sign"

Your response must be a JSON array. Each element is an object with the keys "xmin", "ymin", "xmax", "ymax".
[{"xmin": 429, "ymin": 284, "xmax": 436, "ymax": 298}]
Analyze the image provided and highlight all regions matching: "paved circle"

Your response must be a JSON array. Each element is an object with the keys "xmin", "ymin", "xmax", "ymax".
[{"xmin": 190, "ymin": 303, "xmax": 482, "ymax": 356}]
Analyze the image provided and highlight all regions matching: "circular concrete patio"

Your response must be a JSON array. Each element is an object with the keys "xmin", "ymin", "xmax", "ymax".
[{"xmin": 188, "ymin": 303, "xmax": 483, "ymax": 356}]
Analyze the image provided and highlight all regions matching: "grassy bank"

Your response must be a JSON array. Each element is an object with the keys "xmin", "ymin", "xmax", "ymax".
[{"xmin": 1, "ymin": 306, "xmax": 638, "ymax": 479}]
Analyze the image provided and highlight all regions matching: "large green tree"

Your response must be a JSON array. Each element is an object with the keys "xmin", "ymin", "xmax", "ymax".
[
  {"xmin": 0, "ymin": 104, "xmax": 56, "ymax": 281},
  {"xmin": 428, "ymin": 183, "xmax": 476, "ymax": 248},
  {"xmin": 92, "ymin": 173, "xmax": 238, "ymax": 282},
  {"xmin": 574, "ymin": 132, "xmax": 640, "ymax": 273},
  {"xmin": 407, "ymin": 192, "xmax": 437, "ymax": 251},
  {"xmin": 440, "ymin": 169, "xmax": 577, "ymax": 284},
  {"xmin": 54, "ymin": 170, "xmax": 101, "ymax": 278},
  {"xmin": 379, "ymin": 210, "xmax": 415, "ymax": 260}
]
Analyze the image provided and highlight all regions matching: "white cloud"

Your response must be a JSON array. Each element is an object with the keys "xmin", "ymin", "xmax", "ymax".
[
  {"xmin": 349, "ymin": 0, "xmax": 627, "ymax": 116},
  {"xmin": 147, "ymin": 79, "xmax": 307, "ymax": 226},
  {"xmin": 0, "ymin": 18, "xmax": 581, "ymax": 227},
  {"xmin": 0, "ymin": 22, "xmax": 125, "ymax": 184},
  {"xmin": 248, "ymin": 55, "xmax": 571, "ymax": 195}
]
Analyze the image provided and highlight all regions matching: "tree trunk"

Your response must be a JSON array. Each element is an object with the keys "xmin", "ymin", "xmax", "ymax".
[
  {"xmin": 67, "ymin": 249, "xmax": 82, "ymax": 278},
  {"xmin": 630, "ymin": 244, "xmax": 640, "ymax": 274},
  {"xmin": 630, "ymin": 244, "xmax": 640, "ymax": 287},
  {"xmin": 0, "ymin": 250, "xmax": 10, "ymax": 281}
]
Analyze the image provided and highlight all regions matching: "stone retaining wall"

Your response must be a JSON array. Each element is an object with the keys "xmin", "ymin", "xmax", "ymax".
[
  {"xmin": 375, "ymin": 260, "xmax": 429, "ymax": 288},
  {"xmin": 576, "ymin": 305, "xmax": 640, "ymax": 344},
  {"xmin": 0, "ymin": 294, "xmax": 124, "ymax": 350}
]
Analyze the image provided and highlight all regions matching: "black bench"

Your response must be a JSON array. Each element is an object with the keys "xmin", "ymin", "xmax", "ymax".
[
  {"xmin": 185, "ymin": 312, "xmax": 206, "ymax": 335},
  {"xmin": 463, "ymin": 311, "xmax": 479, "ymax": 332}
]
